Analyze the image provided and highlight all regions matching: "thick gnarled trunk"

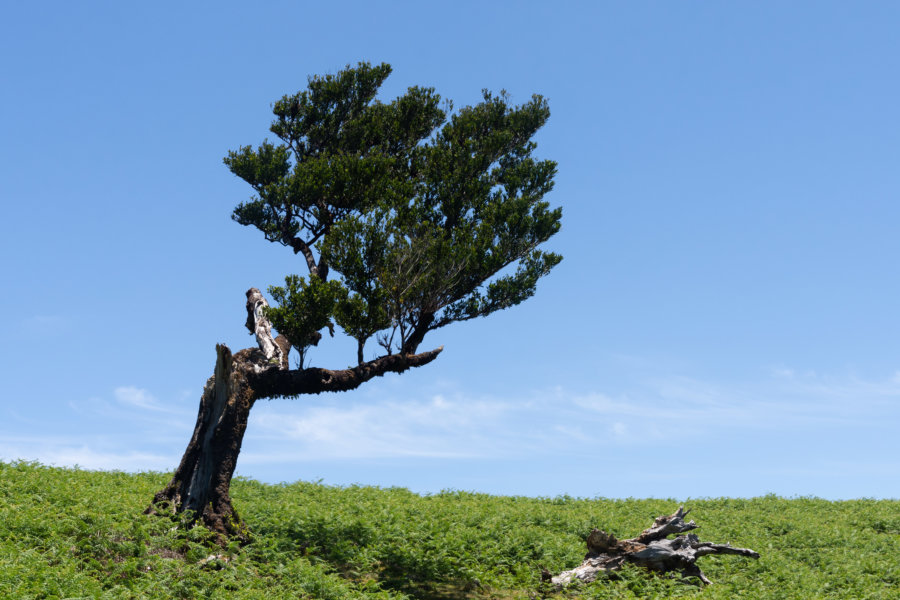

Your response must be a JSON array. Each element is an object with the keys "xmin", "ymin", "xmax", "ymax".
[
  {"xmin": 146, "ymin": 289, "xmax": 292, "ymax": 539},
  {"xmin": 146, "ymin": 344, "xmax": 257, "ymax": 540},
  {"xmin": 148, "ymin": 289, "xmax": 443, "ymax": 541}
]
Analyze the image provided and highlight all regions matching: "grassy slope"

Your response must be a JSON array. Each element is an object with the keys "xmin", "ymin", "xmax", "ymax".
[{"xmin": 1, "ymin": 461, "xmax": 898, "ymax": 599}]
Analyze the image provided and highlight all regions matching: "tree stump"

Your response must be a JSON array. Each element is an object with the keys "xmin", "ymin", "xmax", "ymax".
[{"xmin": 546, "ymin": 507, "xmax": 759, "ymax": 587}]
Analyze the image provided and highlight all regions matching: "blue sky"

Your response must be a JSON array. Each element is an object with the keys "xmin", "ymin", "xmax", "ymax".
[{"xmin": 2, "ymin": 1, "xmax": 899, "ymax": 500}]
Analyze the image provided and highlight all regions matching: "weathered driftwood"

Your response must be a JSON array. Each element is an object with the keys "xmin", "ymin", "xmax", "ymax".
[{"xmin": 547, "ymin": 507, "xmax": 759, "ymax": 587}]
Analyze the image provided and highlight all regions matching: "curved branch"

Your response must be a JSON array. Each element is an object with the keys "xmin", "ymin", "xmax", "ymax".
[
  {"xmin": 283, "ymin": 234, "xmax": 320, "ymax": 275},
  {"xmin": 248, "ymin": 346, "xmax": 443, "ymax": 399},
  {"xmin": 401, "ymin": 311, "xmax": 435, "ymax": 355}
]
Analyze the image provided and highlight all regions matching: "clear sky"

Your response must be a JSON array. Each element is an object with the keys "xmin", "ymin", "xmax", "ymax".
[{"xmin": 2, "ymin": 1, "xmax": 899, "ymax": 500}]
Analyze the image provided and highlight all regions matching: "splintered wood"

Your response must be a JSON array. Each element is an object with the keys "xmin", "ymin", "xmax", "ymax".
[{"xmin": 546, "ymin": 507, "xmax": 759, "ymax": 587}]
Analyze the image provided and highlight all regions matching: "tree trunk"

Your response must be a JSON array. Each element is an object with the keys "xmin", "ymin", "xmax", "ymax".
[
  {"xmin": 147, "ymin": 289, "xmax": 443, "ymax": 541},
  {"xmin": 545, "ymin": 507, "xmax": 759, "ymax": 587},
  {"xmin": 145, "ymin": 343, "xmax": 259, "ymax": 541}
]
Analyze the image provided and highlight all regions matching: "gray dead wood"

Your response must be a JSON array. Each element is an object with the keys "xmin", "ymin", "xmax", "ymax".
[
  {"xmin": 547, "ymin": 507, "xmax": 759, "ymax": 587},
  {"xmin": 245, "ymin": 287, "xmax": 284, "ymax": 369}
]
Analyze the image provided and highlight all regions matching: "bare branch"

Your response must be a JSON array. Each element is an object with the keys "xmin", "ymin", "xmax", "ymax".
[
  {"xmin": 635, "ymin": 506, "xmax": 698, "ymax": 544},
  {"xmin": 550, "ymin": 507, "xmax": 759, "ymax": 588}
]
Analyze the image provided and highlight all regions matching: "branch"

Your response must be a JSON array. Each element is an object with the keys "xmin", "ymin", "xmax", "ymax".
[
  {"xmin": 248, "ymin": 346, "xmax": 443, "ymax": 399},
  {"xmin": 548, "ymin": 507, "xmax": 759, "ymax": 588},
  {"xmin": 635, "ymin": 506, "xmax": 698, "ymax": 544},
  {"xmin": 277, "ymin": 202, "xmax": 323, "ymax": 276},
  {"xmin": 283, "ymin": 234, "xmax": 320, "ymax": 275},
  {"xmin": 234, "ymin": 288, "xmax": 439, "ymax": 398},
  {"xmin": 401, "ymin": 311, "xmax": 435, "ymax": 355},
  {"xmin": 245, "ymin": 288, "xmax": 285, "ymax": 367}
]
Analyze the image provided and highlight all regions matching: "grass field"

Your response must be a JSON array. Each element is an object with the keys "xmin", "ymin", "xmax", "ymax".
[{"xmin": 1, "ymin": 461, "xmax": 898, "ymax": 599}]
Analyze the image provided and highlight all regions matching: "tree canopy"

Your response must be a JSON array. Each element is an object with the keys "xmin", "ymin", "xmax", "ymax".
[{"xmin": 224, "ymin": 61, "xmax": 562, "ymax": 367}]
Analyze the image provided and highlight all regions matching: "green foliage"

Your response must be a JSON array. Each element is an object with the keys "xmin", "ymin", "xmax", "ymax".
[
  {"xmin": 4, "ymin": 461, "xmax": 900, "ymax": 599},
  {"xmin": 266, "ymin": 275, "xmax": 347, "ymax": 351},
  {"xmin": 227, "ymin": 62, "xmax": 562, "ymax": 358}
]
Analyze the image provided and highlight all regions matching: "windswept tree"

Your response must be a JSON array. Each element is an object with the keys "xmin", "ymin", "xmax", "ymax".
[{"xmin": 148, "ymin": 62, "xmax": 562, "ymax": 539}]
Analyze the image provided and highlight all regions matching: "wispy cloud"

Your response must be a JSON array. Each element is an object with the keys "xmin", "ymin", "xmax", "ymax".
[
  {"xmin": 0, "ymin": 385, "xmax": 194, "ymax": 473},
  {"xmin": 3, "ymin": 367, "xmax": 898, "ymax": 498},
  {"xmin": 238, "ymin": 365, "xmax": 900, "ymax": 465},
  {"xmin": 751, "ymin": 368, "xmax": 900, "ymax": 425},
  {"xmin": 114, "ymin": 386, "xmax": 165, "ymax": 411},
  {"xmin": 68, "ymin": 386, "xmax": 193, "ymax": 428},
  {"xmin": 0, "ymin": 435, "xmax": 176, "ymax": 472},
  {"xmin": 246, "ymin": 394, "xmax": 517, "ymax": 461}
]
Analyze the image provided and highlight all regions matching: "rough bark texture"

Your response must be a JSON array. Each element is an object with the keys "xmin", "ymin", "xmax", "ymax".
[
  {"xmin": 248, "ymin": 345, "xmax": 443, "ymax": 399},
  {"xmin": 547, "ymin": 507, "xmax": 759, "ymax": 587},
  {"xmin": 148, "ymin": 289, "xmax": 442, "ymax": 541},
  {"xmin": 145, "ymin": 344, "xmax": 260, "ymax": 541}
]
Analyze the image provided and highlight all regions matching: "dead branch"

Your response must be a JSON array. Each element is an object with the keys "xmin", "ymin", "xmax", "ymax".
[{"xmin": 547, "ymin": 506, "xmax": 759, "ymax": 587}]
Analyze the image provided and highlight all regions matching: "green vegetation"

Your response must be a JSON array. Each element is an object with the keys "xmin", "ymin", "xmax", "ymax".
[
  {"xmin": 226, "ymin": 61, "xmax": 562, "ymax": 360},
  {"xmin": 2, "ymin": 461, "xmax": 898, "ymax": 599}
]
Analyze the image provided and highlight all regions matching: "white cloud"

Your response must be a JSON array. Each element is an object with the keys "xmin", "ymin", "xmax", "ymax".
[
  {"xmin": 0, "ymin": 384, "xmax": 195, "ymax": 474},
  {"xmin": 247, "ymin": 393, "xmax": 517, "ymax": 461},
  {"xmin": 244, "ymin": 384, "xmax": 684, "ymax": 463},
  {"xmin": 771, "ymin": 367, "xmax": 795, "ymax": 378},
  {"xmin": 572, "ymin": 392, "xmax": 640, "ymax": 415},
  {"xmin": 41, "ymin": 447, "xmax": 173, "ymax": 472},
  {"xmin": 556, "ymin": 367, "xmax": 900, "ymax": 448},
  {"xmin": 571, "ymin": 388, "xmax": 749, "ymax": 423},
  {"xmin": 552, "ymin": 425, "xmax": 591, "ymax": 443},
  {"xmin": 233, "ymin": 367, "xmax": 900, "ymax": 479},
  {"xmin": 0, "ymin": 436, "xmax": 175, "ymax": 472},
  {"xmin": 114, "ymin": 386, "xmax": 163, "ymax": 410},
  {"xmin": 85, "ymin": 386, "xmax": 189, "ymax": 418},
  {"xmin": 4, "ymin": 366, "xmax": 897, "ymax": 499},
  {"xmin": 654, "ymin": 376, "xmax": 726, "ymax": 405},
  {"xmin": 749, "ymin": 370, "xmax": 900, "ymax": 426}
]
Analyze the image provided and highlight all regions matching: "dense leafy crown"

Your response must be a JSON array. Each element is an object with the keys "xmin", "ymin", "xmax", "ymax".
[{"xmin": 225, "ymin": 62, "xmax": 562, "ymax": 363}]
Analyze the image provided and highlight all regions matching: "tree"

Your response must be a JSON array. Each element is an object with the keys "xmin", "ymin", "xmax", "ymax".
[{"xmin": 147, "ymin": 62, "xmax": 562, "ymax": 539}]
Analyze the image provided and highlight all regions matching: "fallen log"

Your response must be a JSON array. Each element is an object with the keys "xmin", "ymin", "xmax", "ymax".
[{"xmin": 546, "ymin": 507, "xmax": 759, "ymax": 587}]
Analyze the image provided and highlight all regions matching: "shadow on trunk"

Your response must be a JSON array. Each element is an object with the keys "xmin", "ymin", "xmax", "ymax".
[{"xmin": 145, "ymin": 343, "xmax": 268, "ymax": 542}]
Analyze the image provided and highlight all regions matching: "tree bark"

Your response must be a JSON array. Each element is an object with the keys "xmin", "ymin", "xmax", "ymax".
[
  {"xmin": 148, "ymin": 289, "xmax": 442, "ymax": 541},
  {"xmin": 546, "ymin": 507, "xmax": 759, "ymax": 587},
  {"xmin": 145, "ymin": 344, "xmax": 259, "ymax": 541}
]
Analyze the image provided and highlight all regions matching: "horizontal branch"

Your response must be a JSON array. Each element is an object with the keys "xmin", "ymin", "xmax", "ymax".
[{"xmin": 247, "ymin": 346, "xmax": 443, "ymax": 399}]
